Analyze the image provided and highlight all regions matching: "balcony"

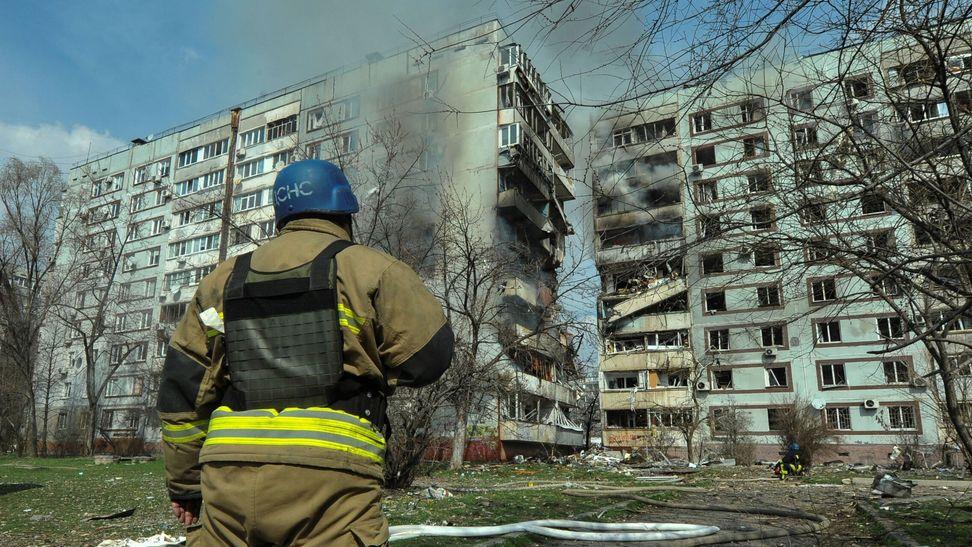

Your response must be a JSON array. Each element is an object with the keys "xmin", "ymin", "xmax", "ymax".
[
  {"xmin": 596, "ymin": 238, "xmax": 683, "ymax": 266},
  {"xmin": 548, "ymin": 124, "xmax": 575, "ymax": 169},
  {"xmin": 554, "ymin": 166, "xmax": 574, "ymax": 200},
  {"xmin": 516, "ymin": 374, "xmax": 579, "ymax": 405},
  {"xmin": 600, "ymin": 349, "xmax": 693, "ymax": 372},
  {"xmin": 499, "ymin": 419, "xmax": 585, "ymax": 447},
  {"xmin": 605, "ymin": 277, "xmax": 687, "ymax": 324},
  {"xmin": 601, "ymin": 388, "xmax": 692, "ymax": 409},
  {"xmin": 614, "ymin": 311, "xmax": 690, "ymax": 335},
  {"xmin": 497, "ymin": 188, "xmax": 553, "ymax": 236}
]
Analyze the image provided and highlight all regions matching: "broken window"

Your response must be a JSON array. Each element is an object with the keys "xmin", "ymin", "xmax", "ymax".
[
  {"xmin": 713, "ymin": 369, "xmax": 733, "ymax": 389},
  {"xmin": 844, "ymin": 77, "xmax": 872, "ymax": 99},
  {"xmin": 816, "ymin": 321, "xmax": 842, "ymax": 343},
  {"xmin": 666, "ymin": 370, "xmax": 687, "ymax": 387},
  {"xmin": 708, "ymin": 329, "xmax": 730, "ymax": 350},
  {"xmin": 753, "ymin": 245, "xmax": 778, "ymax": 267},
  {"xmin": 800, "ymin": 202, "xmax": 826, "ymax": 223},
  {"xmin": 821, "ymin": 363, "xmax": 846, "ymax": 387},
  {"xmin": 606, "ymin": 373, "xmax": 639, "ymax": 390},
  {"xmin": 606, "ymin": 409, "xmax": 647, "ymax": 428},
  {"xmin": 702, "ymin": 253, "xmax": 724, "ymax": 274},
  {"xmin": 612, "ymin": 128, "xmax": 633, "ymax": 147},
  {"xmin": 767, "ymin": 367, "xmax": 788, "ymax": 387},
  {"xmin": 645, "ymin": 330, "xmax": 690, "ymax": 348},
  {"xmin": 694, "ymin": 145, "xmax": 716, "ymax": 166},
  {"xmin": 767, "ymin": 408, "xmax": 785, "ymax": 430},
  {"xmin": 793, "ymin": 126, "xmax": 818, "ymax": 149},
  {"xmin": 705, "ymin": 291, "xmax": 727, "ymax": 312},
  {"xmin": 699, "ymin": 215, "xmax": 723, "ymax": 238},
  {"xmin": 877, "ymin": 317, "xmax": 905, "ymax": 339},
  {"xmin": 697, "ymin": 180, "xmax": 718, "ymax": 203},
  {"xmin": 606, "ymin": 337, "xmax": 645, "ymax": 354},
  {"xmin": 750, "ymin": 207, "xmax": 774, "ymax": 230},
  {"xmin": 870, "ymin": 274, "xmax": 899, "ymax": 296},
  {"xmin": 852, "ymin": 111, "xmax": 879, "ymax": 138},
  {"xmin": 883, "ymin": 361, "xmax": 910, "ymax": 383},
  {"xmin": 649, "ymin": 409, "xmax": 692, "ymax": 428},
  {"xmin": 861, "ymin": 194, "xmax": 887, "ymax": 215},
  {"xmin": 947, "ymin": 354, "xmax": 972, "ymax": 376},
  {"xmin": 757, "ymin": 286, "xmax": 782, "ymax": 308},
  {"xmin": 747, "ymin": 171, "xmax": 771, "ymax": 193},
  {"xmin": 864, "ymin": 231, "xmax": 894, "ymax": 254},
  {"xmin": 266, "ymin": 115, "xmax": 298, "ymax": 141},
  {"xmin": 740, "ymin": 100, "xmax": 763, "ymax": 123},
  {"xmin": 900, "ymin": 101, "xmax": 949, "ymax": 123},
  {"xmin": 825, "ymin": 407, "xmax": 852, "ymax": 430},
  {"xmin": 811, "ymin": 279, "xmax": 838, "ymax": 302},
  {"xmin": 742, "ymin": 136, "xmax": 767, "ymax": 158},
  {"xmin": 693, "ymin": 112, "xmax": 712, "ymax": 133},
  {"xmin": 638, "ymin": 118, "xmax": 676, "ymax": 140},
  {"xmin": 795, "ymin": 160, "xmax": 823, "ymax": 186},
  {"xmin": 761, "ymin": 325, "xmax": 784, "ymax": 347},
  {"xmin": 806, "ymin": 241, "xmax": 833, "ymax": 263},
  {"xmin": 789, "ymin": 89, "xmax": 814, "ymax": 111},
  {"xmin": 887, "ymin": 405, "xmax": 916, "ymax": 430}
]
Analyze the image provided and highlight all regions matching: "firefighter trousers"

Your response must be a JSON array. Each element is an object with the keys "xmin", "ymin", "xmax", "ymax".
[{"xmin": 189, "ymin": 462, "xmax": 389, "ymax": 546}]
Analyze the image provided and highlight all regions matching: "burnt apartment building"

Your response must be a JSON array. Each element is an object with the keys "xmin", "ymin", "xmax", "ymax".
[
  {"xmin": 593, "ymin": 27, "xmax": 972, "ymax": 463},
  {"xmin": 47, "ymin": 19, "xmax": 582, "ymax": 457}
]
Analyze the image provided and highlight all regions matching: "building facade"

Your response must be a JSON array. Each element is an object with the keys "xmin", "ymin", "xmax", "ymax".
[
  {"xmin": 593, "ymin": 30, "xmax": 972, "ymax": 463},
  {"xmin": 46, "ymin": 19, "xmax": 583, "ymax": 456}
]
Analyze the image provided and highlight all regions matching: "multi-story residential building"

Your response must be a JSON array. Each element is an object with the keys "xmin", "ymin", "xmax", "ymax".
[
  {"xmin": 593, "ymin": 28, "xmax": 972, "ymax": 463},
  {"xmin": 46, "ymin": 19, "xmax": 583, "ymax": 457}
]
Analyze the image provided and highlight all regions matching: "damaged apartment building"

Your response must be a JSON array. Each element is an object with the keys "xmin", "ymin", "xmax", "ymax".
[
  {"xmin": 48, "ymin": 19, "xmax": 582, "ymax": 457},
  {"xmin": 593, "ymin": 29, "xmax": 972, "ymax": 462}
]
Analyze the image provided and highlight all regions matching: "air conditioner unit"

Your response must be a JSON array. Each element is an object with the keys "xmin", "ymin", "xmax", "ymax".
[
  {"xmin": 691, "ymin": 163, "xmax": 705, "ymax": 174},
  {"xmin": 158, "ymin": 295, "xmax": 168, "ymax": 303},
  {"xmin": 497, "ymin": 64, "xmax": 509, "ymax": 75},
  {"xmin": 863, "ymin": 399, "xmax": 880, "ymax": 410},
  {"xmin": 161, "ymin": 189, "xmax": 171, "ymax": 199},
  {"xmin": 177, "ymin": 259, "xmax": 188, "ymax": 267},
  {"xmin": 695, "ymin": 381, "xmax": 711, "ymax": 392},
  {"xmin": 161, "ymin": 223, "xmax": 171, "ymax": 231},
  {"xmin": 236, "ymin": 148, "xmax": 247, "ymax": 158},
  {"xmin": 764, "ymin": 348, "xmax": 776, "ymax": 357},
  {"xmin": 910, "ymin": 377, "xmax": 928, "ymax": 388}
]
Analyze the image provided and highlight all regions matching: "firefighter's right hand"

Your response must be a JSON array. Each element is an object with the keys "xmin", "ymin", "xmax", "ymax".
[{"xmin": 171, "ymin": 499, "xmax": 201, "ymax": 526}]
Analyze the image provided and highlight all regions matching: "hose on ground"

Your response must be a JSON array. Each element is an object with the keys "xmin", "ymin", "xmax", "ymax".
[
  {"xmin": 388, "ymin": 520, "xmax": 720, "ymax": 542},
  {"xmin": 564, "ymin": 488, "xmax": 830, "ymax": 546}
]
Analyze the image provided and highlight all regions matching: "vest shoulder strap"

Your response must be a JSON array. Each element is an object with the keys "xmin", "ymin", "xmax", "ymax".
[
  {"xmin": 309, "ymin": 240, "xmax": 356, "ymax": 290},
  {"xmin": 225, "ymin": 251, "xmax": 253, "ymax": 299}
]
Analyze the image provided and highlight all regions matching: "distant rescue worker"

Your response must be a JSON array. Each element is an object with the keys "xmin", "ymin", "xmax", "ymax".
[
  {"xmin": 157, "ymin": 159, "xmax": 454, "ymax": 546},
  {"xmin": 774, "ymin": 441, "xmax": 804, "ymax": 480}
]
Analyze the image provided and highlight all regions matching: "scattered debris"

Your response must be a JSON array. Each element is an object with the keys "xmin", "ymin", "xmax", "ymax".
[
  {"xmin": 29, "ymin": 514, "xmax": 52, "ymax": 522},
  {"xmin": 871, "ymin": 473, "xmax": 914, "ymax": 498},
  {"xmin": 512, "ymin": 455, "xmax": 525, "ymax": 464},
  {"xmin": 93, "ymin": 455, "xmax": 116, "ymax": 465},
  {"xmin": 423, "ymin": 486, "xmax": 453, "ymax": 500},
  {"xmin": 96, "ymin": 533, "xmax": 185, "ymax": 547},
  {"xmin": 701, "ymin": 458, "xmax": 735, "ymax": 467},
  {"xmin": 86, "ymin": 508, "xmax": 136, "ymax": 521}
]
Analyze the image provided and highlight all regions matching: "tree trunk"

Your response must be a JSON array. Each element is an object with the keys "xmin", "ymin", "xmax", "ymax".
[
  {"xmin": 25, "ymin": 392, "xmax": 37, "ymax": 457},
  {"xmin": 684, "ymin": 429, "xmax": 695, "ymax": 463},
  {"xmin": 40, "ymin": 393, "xmax": 50, "ymax": 457},
  {"xmin": 86, "ymin": 402, "xmax": 97, "ymax": 456},
  {"xmin": 449, "ymin": 407, "xmax": 467, "ymax": 470}
]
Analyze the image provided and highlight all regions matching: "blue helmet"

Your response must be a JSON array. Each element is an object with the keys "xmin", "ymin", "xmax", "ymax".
[{"xmin": 272, "ymin": 159, "xmax": 359, "ymax": 228}]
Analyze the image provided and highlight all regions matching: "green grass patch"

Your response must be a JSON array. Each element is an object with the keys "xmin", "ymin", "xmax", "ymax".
[
  {"xmin": 0, "ymin": 456, "xmax": 176, "ymax": 546},
  {"xmin": 880, "ymin": 499, "xmax": 972, "ymax": 546},
  {"xmin": 0, "ymin": 457, "xmax": 687, "ymax": 547}
]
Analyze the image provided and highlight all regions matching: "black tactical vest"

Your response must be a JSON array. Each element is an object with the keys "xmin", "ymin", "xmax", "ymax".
[{"xmin": 222, "ymin": 240, "xmax": 354, "ymax": 410}]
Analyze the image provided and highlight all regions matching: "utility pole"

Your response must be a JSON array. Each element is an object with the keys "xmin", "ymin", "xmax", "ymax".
[{"xmin": 218, "ymin": 108, "xmax": 242, "ymax": 261}]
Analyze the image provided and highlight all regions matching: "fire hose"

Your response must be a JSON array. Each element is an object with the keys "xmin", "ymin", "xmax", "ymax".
[
  {"xmin": 387, "ymin": 486, "xmax": 830, "ymax": 544},
  {"xmin": 388, "ymin": 520, "xmax": 720, "ymax": 542}
]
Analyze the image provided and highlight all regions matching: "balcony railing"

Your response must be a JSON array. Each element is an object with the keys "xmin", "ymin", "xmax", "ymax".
[{"xmin": 497, "ymin": 188, "xmax": 553, "ymax": 236}]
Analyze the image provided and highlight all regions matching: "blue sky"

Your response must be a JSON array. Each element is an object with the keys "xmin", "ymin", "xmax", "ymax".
[{"xmin": 1, "ymin": 0, "xmax": 615, "ymax": 369}]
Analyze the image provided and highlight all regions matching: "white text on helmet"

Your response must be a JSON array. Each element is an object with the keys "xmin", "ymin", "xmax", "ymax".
[{"xmin": 275, "ymin": 181, "xmax": 314, "ymax": 204}]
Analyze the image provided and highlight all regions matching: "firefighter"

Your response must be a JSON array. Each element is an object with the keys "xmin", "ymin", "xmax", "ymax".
[
  {"xmin": 157, "ymin": 159, "xmax": 454, "ymax": 546},
  {"xmin": 775, "ymin": 441, "xmax": 803, "ymax": 480}
]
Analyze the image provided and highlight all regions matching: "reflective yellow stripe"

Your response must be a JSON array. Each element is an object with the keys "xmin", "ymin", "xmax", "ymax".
[
  {"xmin": 339, "ymin": 318, "xmax": 361, "ymax": 335},
  {"xmin": 337, "ymin": 304, "xmax": 367, "ymax": 326},
  {"xmin": 203, "ymin": 436, "xmax": 383, "ymax": 463},
  {"xmin": 204, "ymin": 406, "xmax": 385, "ymax": 462},
  {"xmin": 162, "ymin": 419, "xmax": 208, "ymax": 444}
]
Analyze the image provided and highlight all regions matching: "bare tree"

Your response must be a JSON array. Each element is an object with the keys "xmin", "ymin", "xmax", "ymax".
[{"xmin": 0, "ymin": 158, "xmax": 82, "ymax": 456}]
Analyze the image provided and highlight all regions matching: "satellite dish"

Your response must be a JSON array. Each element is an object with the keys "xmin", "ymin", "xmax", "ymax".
[{"xmin": 811, "ymin": 399, "xmax": 826, "ymax": 410}]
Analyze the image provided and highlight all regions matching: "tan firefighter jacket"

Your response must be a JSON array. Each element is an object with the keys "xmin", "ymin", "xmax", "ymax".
[{"xmin": 157, "ymin": 218, "xmax": 453, "ymax": 501}]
